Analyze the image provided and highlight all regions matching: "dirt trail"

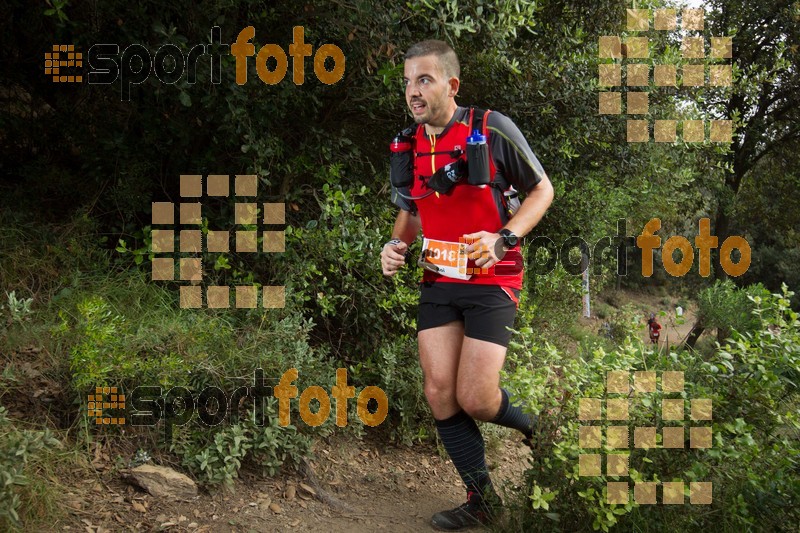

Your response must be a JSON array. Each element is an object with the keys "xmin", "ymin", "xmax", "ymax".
[
  {"xmin": 36, "ymin": 290, "xmax": 699, "ymax": 532},
  {"xmin": 56, "ymin": 432, "xmax": 530, "ymax": 532},
  {"xmin": 597, "ymin": 289, "xmax": 696, "ymax": 347}
]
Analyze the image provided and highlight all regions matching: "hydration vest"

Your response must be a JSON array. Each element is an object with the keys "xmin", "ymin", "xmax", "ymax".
[{"xmin": 408, "ymin": 107, "xmax": 524, "ymax": 288}]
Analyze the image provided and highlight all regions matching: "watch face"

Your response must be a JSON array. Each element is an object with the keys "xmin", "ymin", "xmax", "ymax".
[{"xmin": 500, "ymin": 230, "xmax": 518, "ymax": 247}]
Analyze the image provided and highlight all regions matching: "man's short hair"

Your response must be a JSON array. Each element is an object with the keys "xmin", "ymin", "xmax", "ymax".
[{"xmin": 405, "ymin": 40, "xmax": 460, "ymax": 79}]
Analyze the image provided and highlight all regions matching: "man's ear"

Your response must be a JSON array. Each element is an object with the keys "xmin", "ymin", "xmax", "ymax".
[{"xmin": 448, "ymin": 77, "xmax": 460, "ymax": 97}]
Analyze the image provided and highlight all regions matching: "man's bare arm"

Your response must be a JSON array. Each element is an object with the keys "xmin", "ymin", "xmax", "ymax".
[
  {"xmin": 392, "ymin": 209, "xmax": 421, "ymax": 244},
  {"xmin": 502, "ymin": 174, "xmax": 554, "ymax": 238},
  {"xmin": 464, "ymin": 175, "xmax": 554, "ymax": 268}
]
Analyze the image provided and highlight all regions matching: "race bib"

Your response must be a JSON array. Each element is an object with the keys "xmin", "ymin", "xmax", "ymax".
[{"xmin": 419, "ymin": 238, "xmax": 471, "ymax": 280}]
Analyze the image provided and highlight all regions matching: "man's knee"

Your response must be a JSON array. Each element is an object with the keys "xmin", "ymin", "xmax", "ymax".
[
  {"xmin": 457, "ymin": 388, "xmax": 499, "ymax": 421},
  {"xmin": 424, "ymin": 379, "xmax": 456, "ymax": 409}
]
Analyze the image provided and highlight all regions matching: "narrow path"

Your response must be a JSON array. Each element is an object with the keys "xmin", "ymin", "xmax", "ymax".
[{"xmin": 59, "ymin": 431, "xmax": 530, "ymax": 532}]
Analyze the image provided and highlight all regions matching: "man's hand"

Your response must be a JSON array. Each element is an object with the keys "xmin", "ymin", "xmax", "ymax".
[
  {"xmin": 381, "ymin": 239, "xmax": 408, "ymax": 277},
  {"xmin": 463, "ymin": 231, "xmax": 506, "ymax": 269}
]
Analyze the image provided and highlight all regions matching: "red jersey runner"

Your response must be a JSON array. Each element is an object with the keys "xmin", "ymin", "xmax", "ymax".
[{"xmin": 410, "ymin": 108, "xmax": 524, "ymax": 290}]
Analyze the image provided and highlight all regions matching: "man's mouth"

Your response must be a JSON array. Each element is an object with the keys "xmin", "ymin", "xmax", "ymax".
[{"xmin": 411, "ymin": 101, "xmax": 426, "ymax": 114}]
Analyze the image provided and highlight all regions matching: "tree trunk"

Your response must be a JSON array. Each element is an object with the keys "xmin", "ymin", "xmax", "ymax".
[
  {"xmin": 684, "ymin": 318, "xmax": 705, "ymax": 349},
  {"xmin": 717, "ymin": 326, "xmax": 731, "ymax": 344}
]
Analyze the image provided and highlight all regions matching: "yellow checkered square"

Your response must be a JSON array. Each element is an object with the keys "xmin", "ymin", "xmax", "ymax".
[
  {"xmin": 607, "ymin": 426, "xmax": 629, "ymax": 449},
  {"xmin": 579, "ymin": 454, "xmax": 601, "ymax": 476},
  {"xmin": 607, "ymin": 454, "xmax": 629, "ymax": 477},
  {"xmin": 654, "ymin": 9, "xmax": 677, "ymax": 30},
  {"xmin": 606, "ymin": 398, "xmax": 628, "ymax": 420},
  {"xmin": 627, "ymin": 9, "xmax": 649, "ymax": 31},
  {"xmin": 579, "ymin": 426, "xmax": 602, "ymax": 448},
  {"xmin": 599, "ymin": 36, "xmax": 622, "ymax": 58},
  {"xmin": 662, "ymin": 399, "xmax": 684, "ymax": 421},
  {"xmin": 607, "ymin": 371, "xmax": 629, "ymax": 393},
  {"xmin": 606, "ymin": 482, "xmax": 628, "ymax": 504},
  {"xmin": 663, "ymin": 481, "xmax": 684, "ymax": 504},
  {"xmin": 579, "ymin": 398, "xmax": 602, "ymax": 420},
  {"xmin": 599, "ymin": 64, "xmax": 621, "ymax": 87}
]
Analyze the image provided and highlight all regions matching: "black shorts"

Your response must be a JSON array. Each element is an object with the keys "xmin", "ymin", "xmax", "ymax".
[{"xmin": 417, "ymin": 282, "xmax": 520, "ymax": 347}]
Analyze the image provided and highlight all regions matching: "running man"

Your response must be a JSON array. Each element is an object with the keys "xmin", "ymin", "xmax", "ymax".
[
  {"xmin": 647, "ymin": 313, "xmax": 662, "ymax": 344},
  {"xmin": 380, "ymin": 40, "xmax": 554, "ymax": 530}
]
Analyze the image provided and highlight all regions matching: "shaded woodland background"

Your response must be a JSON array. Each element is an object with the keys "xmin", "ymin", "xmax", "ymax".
[{"xmin": 1, "ymin": 0, "xmax": 798, "ymax": 531}]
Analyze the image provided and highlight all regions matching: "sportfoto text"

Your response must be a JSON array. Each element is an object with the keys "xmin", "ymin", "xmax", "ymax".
[
  {"xmin": 126, "ymin": 368, "xmax": 387, "ymax": 440},
  {"xmin": 484, "ymin": 218, "xmax": 750, "ymax": 278},
  {"xmin": 85, "ymin": 26, "xmax": 344, "ymax": 100}
]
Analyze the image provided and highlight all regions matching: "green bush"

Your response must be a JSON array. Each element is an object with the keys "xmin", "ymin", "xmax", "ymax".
[
  {"xmin": 52, "ymin": 278, "xmax": 325, "ymax": 485},
  {"xmin": 0, "ymin": 406, "xmax": 60, "ymax": 529},
  {"xmin": 170, "ymin": 409, "xmax": 310, "ymax": 486},
  {"xmin": 282, "ymin": 177, "xmax": 419, "ymax": 358},
  {"xmin": 696, "ymin": 279, "xmax": 767, "ymax": 339},
  {"xmin": 61, "ymin": 293, "xmax": 217, "ymax": 392},
  {"xmin": 50, "ymin": 267, "xmax": 409, "ymax": 487},
  {"xmin": 594, "ymin": 302, "xmax": 613, "ymax": 321},
  {"xmin": 373, "ymin": 336, "xmax": 429, "ymax": 445},
  {"xmin": 604, "ymin": 304, "xmax": 641, "ymax": 345},
  {"xmin": 517, "ymin": 261, "xmax": 585, "ymax": 348},
  {"xmin": 502, "ymin": 283, "xmax": 799, "ymax": 531}
]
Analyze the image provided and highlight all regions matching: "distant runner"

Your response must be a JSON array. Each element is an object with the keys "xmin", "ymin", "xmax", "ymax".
[{"xmin": 647, "ymin": 313, "xmax": 662, "ymax": 344}]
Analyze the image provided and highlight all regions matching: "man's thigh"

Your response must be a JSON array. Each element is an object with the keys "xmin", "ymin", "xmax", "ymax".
[
  {"xmin": 417, "ymin": 282, "xmax": 465, "ymax": 392},
  {"xmin": 418, "ymin": 321, "xmax": 464, "ymax": 390},
  {"xmin": 416, "ymin": 282, "xmax": 518, "ymax": 411},
  {"xmin": 454, "ymin": 285, "xmax": 517, "ymax": 415},
  {"xmin": 456, "ymin": 336, "xmax": 506, "ymax": 413},
  {"xmin": 418, "ymin": 321, "xmax": 465, "ymax": 419}
]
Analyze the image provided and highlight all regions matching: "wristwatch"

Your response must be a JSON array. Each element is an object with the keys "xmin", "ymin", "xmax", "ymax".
[
  {"xmin": 498, "ymin": 229, "xmax": 518, "ymax": 248},
  {"xmin": 385, "ymin": 238, "xmax": 412, "ymax": 264}
]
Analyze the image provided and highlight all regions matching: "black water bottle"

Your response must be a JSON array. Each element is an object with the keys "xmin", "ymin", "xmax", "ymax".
[
  {"xmin": 466, "ymin": 129, "xmax": 490, "ymax": 185},
  {"xmin": 390, "ymin": 133, "xmax": 414, "ymax": 188}
]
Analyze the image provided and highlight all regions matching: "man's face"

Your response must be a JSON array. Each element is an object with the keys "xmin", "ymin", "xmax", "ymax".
[{"xmin": 403, "ymin": 55, "xmax": 457, "ymax": 127}]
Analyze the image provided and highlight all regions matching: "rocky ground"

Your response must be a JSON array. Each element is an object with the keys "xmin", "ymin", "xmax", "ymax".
[{"xmin": 54, "ymin": 430, "xmax": 531, "ymax": 532}]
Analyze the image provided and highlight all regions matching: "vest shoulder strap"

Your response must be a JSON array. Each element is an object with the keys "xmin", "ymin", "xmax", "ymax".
[
  {"xmin": 468, "ymin": 106, "xmax": 492, "ymax": 137},
  {"xmin": 469, "ymin": 107, "xmax": 510, "ymax": 190}
]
